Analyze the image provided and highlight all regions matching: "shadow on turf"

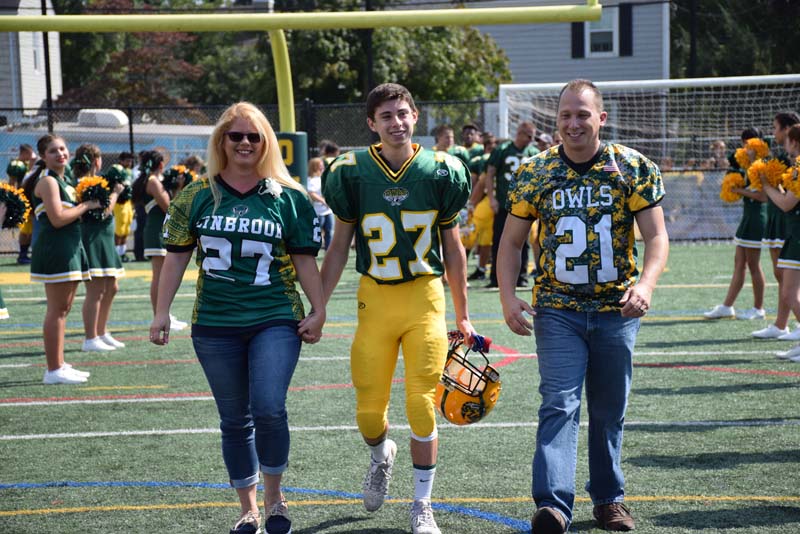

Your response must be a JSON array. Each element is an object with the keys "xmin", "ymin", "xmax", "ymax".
[
  {"xmin": 627, "ymin": 448, "xmax": 800, "ymax": 469},
  {"xmin": 652, "ymin": 505, "xmax": 800, "ymax": 528},
  {"xmin": 638, "ymin": 338, "xmax": 759, "ymax": 348},
  {"xmin": 293, "ymin": 516, "xmax": 405, "ymax": 534},
  {"xmin": 633, "ymin": 382, "xmax": 800, "ymax": 396},
  {"xmin": 0, "ymin": 378, "xmax": 43, "ymax": 388}
]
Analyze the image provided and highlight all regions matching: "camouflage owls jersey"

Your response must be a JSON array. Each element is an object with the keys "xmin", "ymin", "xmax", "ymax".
[
  {"xmin": 162, "ymin": 177, "xmax": 321, "ymax": 328},
  {"xmin": 509, "ymin": 143, "xmax": 665, "ymax": 311},
  {"xmin": 323, "ymin": 144, "xmax": 471, "ymax": 284}
]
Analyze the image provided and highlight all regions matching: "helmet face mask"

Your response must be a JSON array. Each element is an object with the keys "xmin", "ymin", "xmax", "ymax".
[{"xmin": 435, "ymin": 332, "xmax": 501, "ymax": 425}]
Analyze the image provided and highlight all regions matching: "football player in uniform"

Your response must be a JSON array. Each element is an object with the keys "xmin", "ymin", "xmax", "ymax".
[
  {"xmin": 431, "ymin": 124, "xmax": 470, "ymax": 167},
  {"xmin": 465, "ymin": 132, "xmax": 497, "ymax": 281},
  {"xmin": 320, "ymin": 83, "xmax": 477, "ymax": 534},
  {"xmin": 150, "ymin": 102, "xmax": 324, "ymax": 534},
  {"xmin": 108, "ymin": 152, "xmax": 135, "ymax": 262},
  {"xmin": 460, "ymin": 123, "xmax": 484, "ymax": 159},
  {"xmin": 498, "ymin": 79, "xmax": 669, "ymax": 533},
  {"xmin": 14, "ymin": 144, "xmax": 37, "ymax": 264},
  {"xmin": 478, "ymin": 121, "xmax": 539, "ymax": 288}
]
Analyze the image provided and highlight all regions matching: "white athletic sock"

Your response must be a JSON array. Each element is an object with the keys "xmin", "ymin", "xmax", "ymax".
[
  {"xmin": 369, "ymin": 440, "xmax": 392, "ymax": 463},
  {"xmin": 413, "ymin": 466, "xmax": 436, "ymax": 501},
  {"xmin": 117, "ymin": 245, "xmax": 126, "ymax": 256}
]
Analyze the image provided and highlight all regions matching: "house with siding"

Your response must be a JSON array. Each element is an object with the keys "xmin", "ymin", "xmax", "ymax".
[
  {"xmin": 0, "ymin": 0, "xmax": 62, "ymax": 119},
  {"xmin": 475, "ymin": 0, "xmax": 669, "ymax": 83}
]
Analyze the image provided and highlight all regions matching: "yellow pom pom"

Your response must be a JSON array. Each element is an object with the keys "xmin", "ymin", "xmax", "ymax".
[{"xmin": 720, "ymin": 172, "xmax": 745, "ymax": 202}]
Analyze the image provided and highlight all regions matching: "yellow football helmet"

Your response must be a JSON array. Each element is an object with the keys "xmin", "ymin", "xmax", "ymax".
[{"xmin": 435, "ymin": 331, "xmax": 501, "ymax": 426}]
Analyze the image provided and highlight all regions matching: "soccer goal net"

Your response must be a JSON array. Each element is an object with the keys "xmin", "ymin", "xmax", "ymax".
[{"xmin": 499, "ymin": 74, "xmax": 800, "ymax": 240}]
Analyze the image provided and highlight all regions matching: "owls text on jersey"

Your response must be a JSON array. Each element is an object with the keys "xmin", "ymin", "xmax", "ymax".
[
  {"xmin": 509, "ymin": 143, "xmax": 664, "ymax": 311},
  {"xmin": 323, "ymin": 144, "xmax": 471, "ymax": 284},
  {"xmin": 163, "ymin": 177, "xmax": 321, "ymax": 328}
]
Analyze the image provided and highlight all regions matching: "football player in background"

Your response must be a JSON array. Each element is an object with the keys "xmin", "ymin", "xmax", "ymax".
[
  {"xmin": 15, "ymin": 143, "xmax": 37, "ymax": 264},
  {"xmin": 464, "ymin": 132, "xmax": 498, "ymax": 281},
  {"xmin": 460, "ymin": 122, "xmax": 484, "ymax": 159},
  {"xmin": 150, "ymin": 102, "xmax": 324, "ymax": 534},
  {"xmin": 431, "ymin": 124, "xmax": 470, "ymax": 167},
  {"xmin": 108, "ymin": 152, "xmax": 135, "ymax": 262},
  {"xmin": 321, "ymin": 82, "xmax": 477, "ymax": 534},
  {"xmin": 478, "ymin": 121, "xmax": 539, "ymax": 288},
  {"xmin": 498, "ymin": 79, "xmax": 669, "ymax": 533}
]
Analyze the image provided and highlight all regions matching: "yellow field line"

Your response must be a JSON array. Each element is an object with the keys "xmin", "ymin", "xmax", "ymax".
[{"xmin": 3, "ymin": 495, "xmax": 799, "ymax": 517}]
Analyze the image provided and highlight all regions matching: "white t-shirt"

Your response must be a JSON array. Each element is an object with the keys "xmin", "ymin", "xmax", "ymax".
[{"xmin": 306, "ymin": 175, "xmax": 332, "ymax": 216}]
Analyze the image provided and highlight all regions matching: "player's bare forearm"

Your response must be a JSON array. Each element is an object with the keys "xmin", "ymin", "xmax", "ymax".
[
  {"xmin": 498, "ymin": 215, "xmax": 536, "ymax": 335},
  {"xmin": 320, "ymin": 220, "xmax": 355, "ymax": 304},
  {"xmin": 441, "ymin": 226, "xmax": 471, "ymax": 331},
  {"xmin": 634, "ymin": 206, "xmax": 669, "ymax": 293}
]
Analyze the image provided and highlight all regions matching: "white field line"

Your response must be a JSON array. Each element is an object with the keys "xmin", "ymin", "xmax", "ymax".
[{"xmin": 2, "ymin": 419, "xmax": 799, "ymax": 441}]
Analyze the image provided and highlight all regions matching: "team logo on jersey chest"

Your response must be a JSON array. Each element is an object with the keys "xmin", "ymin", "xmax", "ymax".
[
  {"xmin": 383, "ymin": 187, "xmax": 409, "ymax": 206},
  {"xmin": 232, "ymin": 204, "xmax": 249, "ymax": 217}
]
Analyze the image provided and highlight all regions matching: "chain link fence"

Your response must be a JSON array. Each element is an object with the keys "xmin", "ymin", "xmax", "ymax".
[{"xmin": 1, "ymin": 100, "xmax": 747, "ymax": 254}]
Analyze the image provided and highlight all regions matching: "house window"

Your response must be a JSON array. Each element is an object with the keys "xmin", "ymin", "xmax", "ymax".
[{"xmin": 586, "ymin": 6, "xmax": 618, "ymax": 57}]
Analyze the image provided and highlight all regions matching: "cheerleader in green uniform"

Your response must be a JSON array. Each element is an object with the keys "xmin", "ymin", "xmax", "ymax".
[
  {"xmin": 24, "ymin": 134, "xmax": 99, "ymax": 384},
  {"xmin": 763, "ymin": 124, "xmax": 800, "ymax": 361},
  {"xmin": 74, "ymin": 144, "xmax": 126, "ymax": 352},
  {"xmin": 132, "ymin": 150, "xmax": 188, "ymax": 330},
  {"xmin": 704, "ymin": 128, "xmax": 768, "ymax": 321}
]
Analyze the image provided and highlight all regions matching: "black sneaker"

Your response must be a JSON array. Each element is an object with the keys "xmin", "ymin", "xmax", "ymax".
[
  {"xmin": 16, "ymin": 256, "xmax": 31, "ymax": 265},
  {"xmin": 230, "ymin": 511, "xmax": 261, "ymax": 534},
  {"xmin": 516, "ymin": 277, "xmax": 529, "ymax": 288},
  {"xmin": 265, "ymin": 500, "xmax": 291, "ymax": 534},
  {"xmin": 485, "ymin": 281, "xmax": 499, "ymax": 289},
  {"xmin": 467, "ymin": 267, "xmax": 486, "ymax": 281}
]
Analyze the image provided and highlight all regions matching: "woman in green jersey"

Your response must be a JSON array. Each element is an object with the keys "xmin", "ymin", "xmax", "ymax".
[{"xmin": 149, "ymin": 102, "xmax": 325, "ymax": 534}]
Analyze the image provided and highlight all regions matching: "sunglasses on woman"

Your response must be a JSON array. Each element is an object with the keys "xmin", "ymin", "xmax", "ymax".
[{"xmin": 225, "ymin": 131, "xmax": 262, "ymax": 143}]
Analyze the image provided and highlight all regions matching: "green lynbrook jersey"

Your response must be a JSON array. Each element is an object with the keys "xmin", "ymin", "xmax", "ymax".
[
  {"xmin": 163, "ymin": 177, "xmax": 321, "ymax": 328},
  {"xmin": 323, "ymin": 144, "xmax": 471, "ymax": 284},
  {"xmin": 488, "ymin": 140, "xmax": 539, "ymax": 206},
  {"xmin": 509, "ymin": 143, "xmax": 665, "ymax": 312}
]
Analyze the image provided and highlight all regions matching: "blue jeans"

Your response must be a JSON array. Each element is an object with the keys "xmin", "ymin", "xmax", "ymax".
[
  {"xmin": 192, "ymin": 325, "xmax": 301, "ymax": 489},
  {"xmin": 532, "ymin": 307, "xmax": 640, "ymax": 526},
  {"xmin": 319, "ymin": 212, "xmax": 334, "ymax": 250}
]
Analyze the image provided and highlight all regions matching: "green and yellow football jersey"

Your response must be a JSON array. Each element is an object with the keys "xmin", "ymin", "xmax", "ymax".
[
  {"xmin": 323, "ymin": 144, "xmax": 471, "ymax": 285},
  {"xmin": 463, "ymin": 142, "xmax": 484, "ymax": 160},
  {"xmin": 509, "ymin": 143, "xmax": 665, "ymax": 312},
  {"xmin": 163, "ymin": 177, "xmax": 321, "ymax": 328},
  {"xmin": 488, "ymin": 141, "xmax": 539, "ymax": 207},
  {"xmin": 468, "ymin": 152, "xmax": 490, "ymax": 178}
]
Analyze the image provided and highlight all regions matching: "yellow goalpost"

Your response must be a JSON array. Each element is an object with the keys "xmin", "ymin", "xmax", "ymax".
[{"xmin": 0, "ymin": 2, "xmax": 601, "ymax": 132}]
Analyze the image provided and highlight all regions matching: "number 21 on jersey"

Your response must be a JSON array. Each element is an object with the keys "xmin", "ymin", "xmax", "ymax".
[{"xmin": 554, "ymin": 214, "xmax": 618, "ymax": 284}]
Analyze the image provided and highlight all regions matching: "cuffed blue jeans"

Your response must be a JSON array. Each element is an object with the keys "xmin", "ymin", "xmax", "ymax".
[
  {"xmin": 532, "ymin": 307, "xmax": 639, "ymax": 527},
  {"xmin": 192, "ymin": 325, "xmax": 301, "ymax": 489}
]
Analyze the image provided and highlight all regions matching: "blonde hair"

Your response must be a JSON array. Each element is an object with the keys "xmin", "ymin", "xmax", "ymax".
[
  {"xmin": 308, "ymin": 157, "xmax": 325, "ymax": 176},
  {"xmin": 206, "ymin": 102, "xmax": 304, "ymax": 210}
]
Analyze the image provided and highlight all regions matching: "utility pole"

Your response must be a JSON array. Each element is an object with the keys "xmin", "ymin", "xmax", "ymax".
[
  {"xmin": 41, "ymin": 0, "xmax": 54, "ymax": 132},
  {"xmin": 688, "ymin": 0, "xmax": 697, "ymax": 77}
]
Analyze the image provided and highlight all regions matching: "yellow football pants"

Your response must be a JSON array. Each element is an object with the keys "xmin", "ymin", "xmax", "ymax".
[{"xmin": 351, "ymin": 275, "xmax": 448, "ymax": 440}]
